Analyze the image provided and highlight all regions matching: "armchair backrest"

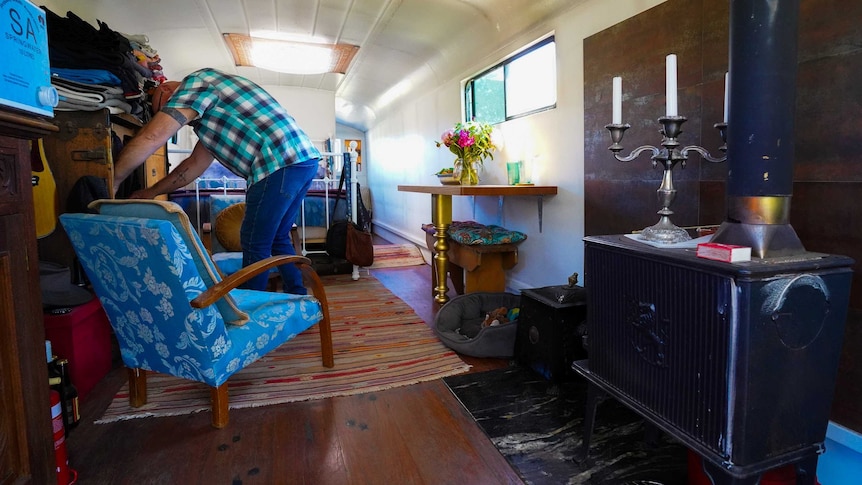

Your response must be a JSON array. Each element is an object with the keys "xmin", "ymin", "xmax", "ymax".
[
  {"xmin": 59, "ymin": 211, "xmax": 232, "ymax": 375},
  {"xmin": 90, "ymin": 199, "xmax": 249, "ymax": 325}
]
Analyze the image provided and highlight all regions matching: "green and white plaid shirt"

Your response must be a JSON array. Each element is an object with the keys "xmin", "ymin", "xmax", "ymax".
[{"xmin": 164, "ymin": 68, "xmax": 320, "ymax": 186}]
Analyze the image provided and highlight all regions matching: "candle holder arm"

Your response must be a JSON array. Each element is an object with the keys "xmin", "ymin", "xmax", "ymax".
[
  {"xmin": 680, "ymin": 145, "xmax": 727, "ymax": 164},
  {"xmin": 605, "ymin": 123, "xmax": 662, "ymax": 162},
  {"xmin": 679, "ymin": 122, "xmax": 727, "ymax": 163},
  {"xmin": 613, "ymin": 145, "xmax": 662, "ymax": 163}
]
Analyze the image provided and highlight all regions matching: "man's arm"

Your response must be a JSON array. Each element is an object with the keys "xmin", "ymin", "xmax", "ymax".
[
  {"xmin": 112, "ymin": 107, "xmax": 197, "ymax": 194},
  {"xmin": 128, "ymin": 141, "xmax": 214, "ymax": 199}
]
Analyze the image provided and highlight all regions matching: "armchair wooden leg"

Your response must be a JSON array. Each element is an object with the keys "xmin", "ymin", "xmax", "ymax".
[
  {"xmin": 318, "ymin": 316, "xmax": 335, "ymax": 368},
  {"xmin": 127, "ymin": 368, "xmax": 148, "ymax": 408},
  {"xmin": 210, "ymin": 383, "xmax": 229, "ymax": 428},
  {"xmin": 299, "ymin": 263, "xmax": 335, "ymax": 368}
]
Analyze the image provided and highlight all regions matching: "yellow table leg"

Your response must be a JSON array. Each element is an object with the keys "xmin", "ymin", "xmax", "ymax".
[{"xmin": 431, "ymin": 194, "xmax": 452, "ymax": 304}]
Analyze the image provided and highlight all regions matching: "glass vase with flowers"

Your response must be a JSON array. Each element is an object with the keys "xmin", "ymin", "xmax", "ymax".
[{"xmin": 435, "ymin": 121, "xmax": 497, "ymax": 185}]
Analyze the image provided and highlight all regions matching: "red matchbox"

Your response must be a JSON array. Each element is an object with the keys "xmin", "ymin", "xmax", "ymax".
[{"xmin": 696, "ymin": 243, "xmax": 752, "ymax": 263}]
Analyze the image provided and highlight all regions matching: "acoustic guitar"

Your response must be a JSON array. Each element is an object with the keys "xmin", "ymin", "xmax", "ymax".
[{"xmin": 31, "ymin": 139, "xmax": 58, "ymax": 238}]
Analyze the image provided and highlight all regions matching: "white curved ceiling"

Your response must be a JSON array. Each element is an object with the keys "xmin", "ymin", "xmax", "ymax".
[{"xmin": 40, "ymin": 0, "xmax": 581, "ymax": 131}]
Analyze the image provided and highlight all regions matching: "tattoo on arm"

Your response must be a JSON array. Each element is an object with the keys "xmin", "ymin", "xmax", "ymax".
[
  {"xmin": 174, "ymin": 168, "xmax": 188, "ymax": 186},
  {"xmin": 161, "ymin": 107, "xmax": 189, "ymax": 126}
]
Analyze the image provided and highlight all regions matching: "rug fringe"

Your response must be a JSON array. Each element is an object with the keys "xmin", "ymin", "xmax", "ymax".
[
  {"xmin": 94, "ymin": 406, "xmax": 211, "ymax": 425},
  {"xmin": 233, "ymin": 364, "xmax": 471, "ymax": 409}
]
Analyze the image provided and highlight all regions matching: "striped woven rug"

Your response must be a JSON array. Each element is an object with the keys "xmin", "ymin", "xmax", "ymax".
[
  {"xmin": 96, "ymin": 273, "xmax": 468, "ymax": 424},
  {"xmin": 369, "ymin": 244, "xmax": 427, "ymax": 269}
]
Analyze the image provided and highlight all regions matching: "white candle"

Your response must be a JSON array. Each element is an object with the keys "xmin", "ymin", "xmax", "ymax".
[
  {"xmin": 612, "ymin": 76, "xmax": 622, "ymax": 124},
  {"xmin": 666, "ymin": 54, "xmax": 678, "ymax": 116},
  {"xmin": 723, "ymin": 71, "xmax": 729, "ymax": 123}
]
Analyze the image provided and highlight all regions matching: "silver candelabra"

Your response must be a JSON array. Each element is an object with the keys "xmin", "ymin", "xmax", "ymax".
[{"xmin": 605, "ymin": 116, "xmax": 727, "ymax": 243}]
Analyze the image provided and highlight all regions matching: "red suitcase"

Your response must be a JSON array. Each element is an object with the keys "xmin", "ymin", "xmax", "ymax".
[{"xmin": 44, "ymin": 296, "xmax": 113, "ymax": 400}]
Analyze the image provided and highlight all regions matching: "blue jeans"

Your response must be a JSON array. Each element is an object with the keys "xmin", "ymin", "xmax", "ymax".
[{"xmin": 240, "ymin": 160, "xmax": 318, "ymax": 293}]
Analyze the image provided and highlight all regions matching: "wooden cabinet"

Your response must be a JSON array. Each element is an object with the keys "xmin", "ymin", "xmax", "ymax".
[
  {"xmin": 0, "ymin": 107, "xmax": 59, "ymax": 485},
  {"xmin": 38, "ymin": 109, "xmax": 168, "ymax": 268},
  {"xmin": 145, "ymin": 144, "xmax": 168, "ymax": 192}
]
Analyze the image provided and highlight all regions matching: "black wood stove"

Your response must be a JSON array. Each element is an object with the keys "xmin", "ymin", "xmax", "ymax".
[{"xmin": 574, "ymin": 237, "xmax": 852, "ymax": 484}]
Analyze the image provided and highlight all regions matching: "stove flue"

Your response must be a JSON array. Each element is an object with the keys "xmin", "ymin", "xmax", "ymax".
[{"xmin": 710, "ymin": 0, "xmax": 806, "ymax": 258}]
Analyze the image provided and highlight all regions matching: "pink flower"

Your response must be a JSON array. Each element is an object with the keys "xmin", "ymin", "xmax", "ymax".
[
  {"xmin": 441, "ymin": 130, "xmax": 454, "ymax": 146},
  {"xmin": 435, "ymin": 121, "xmax": 496, "ymax": 167},
  {"xmin": 457, "ymin": 130, "xmax": 475, "ymax": 148}
]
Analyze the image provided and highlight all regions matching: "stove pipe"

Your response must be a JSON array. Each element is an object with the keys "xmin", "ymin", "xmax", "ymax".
[{"xmin": 710, "ymin": 0, "xmax": 806, "ymax": 258}]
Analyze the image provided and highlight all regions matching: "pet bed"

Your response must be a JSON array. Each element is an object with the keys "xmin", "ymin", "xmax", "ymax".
[{"xmin": 433, "ymin": 292, "xmax": 521, "ymax": 358}]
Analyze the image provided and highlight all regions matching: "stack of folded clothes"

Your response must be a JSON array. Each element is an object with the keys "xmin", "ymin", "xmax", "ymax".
[
  {"xmin": 43, "ymin": 7, "xmax": 168, "ymax": 118},
  {"xmin": 52, "ymin": 74, "xmax": 133, "ymax": 114}
]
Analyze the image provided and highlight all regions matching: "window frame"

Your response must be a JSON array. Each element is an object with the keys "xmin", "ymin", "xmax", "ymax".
[{"xmin": 464, "ymin": 35, "xmax": 557, "ymax": 124}]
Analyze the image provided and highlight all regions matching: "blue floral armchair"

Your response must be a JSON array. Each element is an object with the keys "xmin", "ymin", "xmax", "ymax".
[{"xmin": 59, "ymin": 199, "xmax": 334, "ymax": 428}]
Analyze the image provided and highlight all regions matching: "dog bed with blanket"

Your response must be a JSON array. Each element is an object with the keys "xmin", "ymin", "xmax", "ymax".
[{"xmin": 433, "ymin": 292, "xmax": 521, "ymax": 358}]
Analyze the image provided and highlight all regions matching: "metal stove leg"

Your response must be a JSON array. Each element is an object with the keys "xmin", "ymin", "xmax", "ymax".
[
  {"xmin": 700, "ymin": 454, "xmax": 818, "ymax": 485},
  {"xmin": 795, "ymin": 455, "xmax": 820, "ymax": 485},
  {"xmin": 577, "ymin": 384, "xmax": 605, "ymax": 463},
  {"xmin": 701, "ymin": 461, "xmax": 760, "ymax": 485}
]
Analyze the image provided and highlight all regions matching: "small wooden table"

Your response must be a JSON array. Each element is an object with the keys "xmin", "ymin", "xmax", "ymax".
[{"xmin": 398, "ymin": 184, "xmax": 558, "ymax": 304}]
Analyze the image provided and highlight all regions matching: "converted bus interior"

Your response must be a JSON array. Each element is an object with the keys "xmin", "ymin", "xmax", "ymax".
[{"xmin": 3, "ymin": 0, "xmax": 862, "ymax": 483}]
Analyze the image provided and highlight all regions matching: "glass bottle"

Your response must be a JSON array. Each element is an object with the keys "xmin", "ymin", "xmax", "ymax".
[
  {"xmin": 56, "ymin": 359, "xmax": 80, "ymax": 430},
  {"xmin": 47, "ymin": 344, "xmax": 62, "ymax": 388}
]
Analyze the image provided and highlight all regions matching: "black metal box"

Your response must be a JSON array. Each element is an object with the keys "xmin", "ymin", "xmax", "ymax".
[{"xmin": 515, "ymin": 285, "xmax": 588, "ymax": 381}]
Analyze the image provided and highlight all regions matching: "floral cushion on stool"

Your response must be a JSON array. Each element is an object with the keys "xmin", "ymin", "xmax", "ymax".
[{"xmin": 446, "ymin": 221, "xmax": 527, "ymax": 245}]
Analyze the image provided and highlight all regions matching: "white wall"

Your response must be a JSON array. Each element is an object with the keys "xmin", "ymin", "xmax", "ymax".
[
  {"xmin": 366, "ymin": 0, "xmax": 665, "ymax": 291},
  {"xmin": 264, "ymin": 86, "xmax": 335, "ymax": 146}
]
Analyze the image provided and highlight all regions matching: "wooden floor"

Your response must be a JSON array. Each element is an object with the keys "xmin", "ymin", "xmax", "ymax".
[{"xmin": 65, "ymin": 261, "xmax": 523, "ymax": 485}]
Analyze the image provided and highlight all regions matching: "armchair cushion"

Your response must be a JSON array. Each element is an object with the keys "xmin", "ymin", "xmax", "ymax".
[
  {"xmin": 209, "ymin": 194, "xmax": 247, "ymax": 254},
  {"xmin": 215, "ymin": 202, "xmax": 245, "ymax": 252}
]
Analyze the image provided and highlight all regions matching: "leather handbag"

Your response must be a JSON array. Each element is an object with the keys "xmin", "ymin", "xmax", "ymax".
[
  {"xmin": 325, "ymin": 167, "xmax": 374, "ymax": 266},
  {"xmin": 346, "ymin": 221, "xmax": 374, "ymax": 267}
]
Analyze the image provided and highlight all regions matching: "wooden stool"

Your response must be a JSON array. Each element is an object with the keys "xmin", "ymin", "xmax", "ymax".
[{"xmin": 423, "ymin": 227, "xmax": 520, "ymax": 295}]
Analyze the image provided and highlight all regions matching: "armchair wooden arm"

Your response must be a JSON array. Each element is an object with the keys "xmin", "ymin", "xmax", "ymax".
[
  {"xmin": 191, "ymin": 255, "xmax": 311, "ymax": 307},
  {"xmin": 190, "ymin": 255, "xmax": 334, "ymax": 369}
]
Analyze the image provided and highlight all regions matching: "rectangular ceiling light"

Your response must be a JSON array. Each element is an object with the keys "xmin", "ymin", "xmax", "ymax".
[{"xmin": 224, "ymin": 33, "xmax": 358, "ymax": 75}]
